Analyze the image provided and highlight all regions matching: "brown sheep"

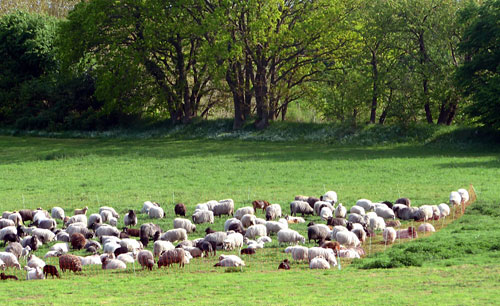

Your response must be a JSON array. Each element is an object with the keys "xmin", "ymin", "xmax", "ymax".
[
  {"xmin": 395, "ymin": 198, "xmax": 411, "ymax": 207},
  {"xmin": 327, "ymin": 217, "xmax": 347, "ymax": 227},
  {"xmin": 320, "ymin": 241, "xmax": 341, "ymax": 254},
  {"xmin": 240, "ymin": 248, "xmax": 256, "ymax": 255},
  {"xmin": 70, "ymin": 233, "xmax": 86, "ymax": 250},
  {"xmin": 0, "ymin": 273, "xmax": 18, "ymax": 280},
  {"xmin": 59, "ymin": 254, "xmax": 82, "ymax": 273},
  {"xmin": 123, "ymin": 228, "xmax": 140, "ymax": 237},
  {"xmin": 252, "ymin": 200, "xmax": 270, "ymax": 212},
  {"xmin": 278, "ymin": 259, "xmax": 290, "ymax": 270},
  {"xmin": 138, "ymin": 250, "xmax": 154, "ymax": 271},
  {"xmin": 74, "ymin": 206, "xmax": 88, "ymax": 215},
  {"xmin": 18, "ymin": 209, "xmax": 35, "ymax": 224},
  {"xmin": 174, "ymin": 203, "xmax": 187, "ymax": 217},
  {"xmin": 158, "ymin": 249, "xmax": 185, "ymax": 268},
  {"xmin": 43, "ymin": 265, "xmax": 60, "ymax": 278},
  {"xmin": 386, "ymin": 220, "xmax": 401, "ymax": 228},
  {"xmin": 307, "ymin": 197, "xmax": 320, "ymax": 209}
]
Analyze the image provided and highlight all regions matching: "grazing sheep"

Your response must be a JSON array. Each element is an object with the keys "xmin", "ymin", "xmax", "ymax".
[
  {"xmin": 369, "ymin": 216, "xmax": 386, "ymax": 231},
  {"xmin": 284, "ymin": 215, "xmax": 305, "ymax": 224},
  {"xmin": 252, "ymin": 200, "xmax": 270, "ymax": 212},
  {"xmin": 314, "ymin": 201, "xmax": 334, "ymax": 216},
  {"xmin": 356, "ymin": 199, "xmax": 374, "ymax": 212},
  {"xmin": 418, "ymin": 223, "xmax": 436, "ymax": 233},
  {"xmin": 27, "ymin": 254, "xmax": 45, "ymax": 269},
  {"xmin": 20, "ymin": 245, "xmax": 31, "ymax": 261},
  {"xmin": 338, "ymin": 249, "xmax": 361, "ymax": 259},
  {"xmin": 308, "ymin": 247, "xmax": 337, "ymax": 266},
  {"xmin": 347, "ymin": 213, "xmax": 366, "ymax": 225},
  {"xmin": 307, "ymin": 224, "xmax": 331, "ymax": 243},
  {"xmin": 385, "ymin": 220, "xmax": 401, "ymax": 228},
  {"xmin": 158, "ymin": 249, "xmax": 186, "ymax": 268},
  {"xmin": 21, "ymin": 236, "xmax": 41, "ymax": 251},
  {"xmin": 192, "ymin": 210, "xmax": 214, "ymax": 224},
  {"xmin": 350, "ymin": 205, "xmax": 365, "ymax": 216},
  {"xmin": 290, "ymin": 201, "xmax": 314, "ymax": 217},
  {"xmin": 51, "ymin": 207, "xmax": 65, "ymax": 220},
  {"xmin": 174, "ymin": 203, "xmax": 187, "ymax": 217},
  {"xmin": 320, "ymin": 207, "xmax": 333, "ymax": 221},
  {"xmin": 284, "ymin": 245, "xmax": 309, "ymax": 261},
  {"xmin": 204, "ymin": 232, "xmax": 228, "ymax": 249},
  {"xmin": 430, "ymin": 205, "xmax": 441, "ymax": 220},
  {"xmin": 235, "ymin": 207, "xmax": 255, "ymax": 220},
  {"xmin": 0, "ymin": 252, "xmax": 21, "ymax": 269},
  {"xmin": 124, "ymin": 210, "xmax": 137, "ymax": 228},
  {"xmin": 102, "ymin": 256, "xmax": 127, "ymax": 270},
  {"xmin": 0, "ymin": 219, "xmax": 15, "ymax": 229},
  {"xmin": 50, "ymin": 243, "xmax": 69, "ymax": 254},
  {"xmin": 331, "ymin": 226, "xmax": 348, "ymax": 240},
  {"xmin": 383, "ymin": 227, "xmax": 397, "ymax": 244},
  {"xmin": 266, "ymin": 220, "xmax": 288, "ymax": 235},
  {"xmin": 257, "ymin": 236, "xmax": 272, "ymax": 244},
  {"xmin": 224, "ymin": 218, "xmax": 241, "ymax": 231},
  {"xmin": 326, "ymin": 217, "xmax": 347, "ymax": 227},
  {"xmin": 148, "ymin": 206, "xmax": 165, "ymax": 219},
  {"xmin": 309, "ymin": 257, "xmax": 330, "ymax": 269},
  {"xmin": 223, "ymin": 232, "xmax": 244, "ymax": 251},
  {"xmin": 5, "ymin": 242, "xmax": 22, "ymax": 259},
  {"xmin": 140, "ymin": 223, "xmax": 161, "ymax": 239},
  {"xmin": 334, "ymin": 204, "xmax": 348, "ymax": 219},
  {"xmin": 80, "ymin": 255, "xmax": 102, "ymax": 266},
  {"xmin": 322, "ymin": 191, "xmax": 338, "ymax": 204},
  {"xmin": 65, "ymin": 214, "xmax": 87, "ymax": 227},
  {"xmin": 213, "ymin": 199, "xmax": 235, "ymax": 217},
  {"xmin": 100, "ymin": 210, "xmax": 113, "ymax": 223},
  {"xmin": 43, "ymin": 265, "xmax": 60, "ymax": 278},
  {"xmin": 375, "ymin": 205, "xmax": 395, "ymax": 219},
  {"xmin": 113, "ymin": 245, "xmax": 129, "ymax": 258},
  {"xmin": 94, "ymin": 224, "xmax": 120, "ymax": 238},
  {"xmin": 335, "ymin": 231, "xmax": 361, "ymax": 248},
  {"xmin": 119, "ymin": 238, "xmax": 143, "ymax": 252},
  {"xmin": 33, "ymin": 210, "xmax": 50, "ymax": 223},
  {"xmin": 244, "ymin": 224, "xmax": 267, "ymax": 240},
  {"xmin": 396, "ymin": 227, "xmax": 418, "ymax": 239},
  {"xmin": 197, "ymin": 240, "xmax": 216, "ymax": 257},
  {"xmin": 418, "ymin": 205, "xmax": 434, "ymax": 221},
  {"xmin": 304, "ymin": 197, "xmax": 319, "ymax": 209},
  {"xmin": 117, "ymin": 253, "xmax": 136, "ymax": 264},
  {"xmin": 122, "ymin": 228, "xmax": 140, "ymax": 237},
  {"xmin": 99, "ymin": 207, "xmax": 119, "ymax": 218},
  {"xmin": 88, "ymin": 213, "xmax": 102, "ymax": 229},
  {"xmin": 38, "ymin": 219, "xmax": 57, "ymax": 231},
  {"xmin": 19, "ymin": 209, "xmax": 39, "ymax": 224},
  {"xmin": 181, "ymin": 246, "xmax": 203, "ymax": 258},
  {"xmin": 277, "ymin": 229, "xmax": 305, "ymax": 245},
  {"xmin": 32, "ymin": 228, "xmax": 55, "ymax": 244},
  {"xmin": 352, "ymin": 228, "xmax": 367, "ymax": 243},
  {"xmin": 320, "ymin": 241, "xmax": 341, "ymax": 254},
  {"xmin": 0, "ymin": 226, "xmax": 17, "ymax": 241},
  {"xmin": 59, "ymin": 254, "xmax": 83, "ymax": 273},
  {"xmin": 161, "ymin": 228, "xmax": 188, "ymax": 243},
  {"xmin": 25, "ymin": 266, "xmax": 44, "ymax": 280},
  {"xmin": 393, "ymin": 205, "xmax": 422, "ymax": 221},
  {"xmin": 240, "ymin": 214, "xmax": 256, "ymax": 228},
  {"xmin": 395, "ymin": 197, "xmax": 411, "ymax": 206},
  {"xmin": 438, "ymin": 203, "xmax": 450, "ymax": 218},
  {"xmin": 142, "ymin": 201, "xmax": 160, "ymax": 214},
  {"xmin": 74, "ymin": 206, "xmax": 88, "ymax": 216},
  {"xmin": 173, "ymin": 218, "xmax": 196, "ymax": 233},
  {"xmin": 278, "ymin": 259, "xmax": 291, "ymax": 270},
  {"xmin": 458, "ymin": 189, "xmax": 469, "ymax": 204},
  {"xmin": 153, "ymin": 240, "xmax": 175, "ymax": 257},
  {"xmin": 138, "ymin": 250, "xmax": 155, "ymax": 270},
  {"xmin": 8, "ymin": 212, "xmax": 22, "ymax": 226}
]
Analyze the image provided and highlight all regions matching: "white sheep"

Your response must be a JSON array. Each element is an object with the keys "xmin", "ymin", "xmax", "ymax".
[
  {"xmin": 458, "ymin": 188, "xmax": 469, "ymax": 204},
  {"xmin": 0, "ymin": 252, "xmax": 21, "ymax": 269},
  {"xmin": 117, "ymin": 253, "xmax": 135, "ymax": 264},
  {"xmin": 241, "ymin": 214, "xmax": 256, "ymax": 228},
  {"xmin": 224, "ymin": 218, "xmax": 242, "ymax": 231},
  {"xmin": 109, "ymin": 217, "xmax": 117, "ymax": 226},
  {"xmin": 335, "ymin": 203, "xmax": 347, "ymax": 218},
  {"xmin": 102, "ymin": 258, "xmax": 127, "ymax": 270},
  {"xmin": 449, "ymin": 191, "xmax": 461, "ymax": 206},
  {"xmin": 25, "ymin": 266, "xmax": 44, "ymax": 280},
  {"xmin": 314, "ymin": 201, "xmax": 334, "ymax": 216},
  {"xmin": 369, "ymin": 216, "xmax": 386, "ymax": 231},
  {"xmin": 120, "ymin": 239, "xmax": 143, "ymax": 252},
  {"xmin": 66, "ymin": 214, "xmax": 87, "ymax": 226},
  {"xmin": 419, "ymin": 205, "xmax": 434, "ymax": 221},
  {"xmin": 234, "ymin": 207, "xmax": 254, "ymax": 220},
  {"xmin": 100, "ymin": 210, "xmax": 113, "ymax": 222},
  {"xmin": 27, "ymin": 254, "xmax": 45, "ymax": 269},
  {"xmin": 148, "ymin": 206, "xmax": 165, "ymax": 219},
  {"xmin": 356, "ymin": 199, "xmax": 374, "ymax": 211},
  {"xmin": 418, "ymin": 223, "xmax": 436, "ymax": 233},
  {"xmin": 66, "ymin": 223, "xmax": 91, "ymax": 237},
  {"xmin": 49, "ymin": 243, "xmax": 69, "ymax": 254},
  {"xmin": 0, "ymin": 258, "xmax": 5, "ymax": 270},
  {"xmin": 33, "ymin": 211, "xmax": 48, "ymax": 224},
  {"xmin": 265, "ymin": 220, "xmax": 288, "ymax": 235},
  {"xmin": 284, "ymin": 245, "xmax": 308, "ymax": 261},
  {"xmin": 320, "ymin": 206, "xmax": 333, "ymax": 221},
  {"xmin": 95, "ymin": 224, "xmax": 120, "ymax": 238},
  {"xmin": 99, "ymin": 206, "xmax": 119, "ymax": 218},
  {"xmin": 375, "ymin": 205, "xmax": 395, "ymax": 219},
  {"xmin": 308, "ymin": 247, "xmax": 337, "ymax": 266},
  {"xmin": 51, "ymin": 207, "xmax": 65, "ymax": 220},
  {"xmin": 256, "ymin": 236, "xmax": 272, "ymax": 244},
  {"xmin": 88, "ymin": 213, "xmax": 103, "ymax": 228},
  {"xmin": 213, "ymin": 199, "xmax": 234, "ymax": 217},
  {"xmin": 21, "ymin": 245, "xmax": 31, "ymax": 260},
  {"xmin": 0, "ymin": 226, "xmax": 17, "ymax": 241},
  {"xmin": 265, "ymin": 204, "xmax": 282, "ymax": 221},
  {"xmin": 194, "ymin": 203, "xmax": 209, "ymax": 211},
  {"xmin": 223, "ymin": 232, "xmax": 244, "ymax": 250},
  {"xmin": 160, "ymin": 228, "xmax": 188, "ymax": 243},
  {"xmin": 153, "ymin": 240, "xmax": 175, "ymax": 257},
  {"xmin": 383, "ymin": 227, "xmax": 396, "ymax": 244},
  {"xmin": 78, "ymin": 255, "xmax": 102, "ymax": 266},
  {"xmin": 103, "ymin": 242, "xmax": 121, "ymax": 254},
  {"xmin": 192, "ymin": 210, "xmax": 214, "ymax": 224},
  {"xmin": 32, "ymin": 228, "xmax": 55, "ymax": 243},
  {"xmin": 246, "ymin": 240, "xmax": 264, "ymax": 249},
  {"xmin": 173, "ymin": 218, "xmax": 196, "ymax": 233},
  {"xmin": 335, "ymin": 231, "xmax": 360, "ymax": 247},
  {"xmin": 277, "ymin": 229, "xmax": 305, "ymax": 245},
  {"xmin": 0, "ymin": 218, "xmax": 15, "ymax": 229},
  {"xmin": 309, "ymin": 257, "xmax": 330, "ymax": 269},
  {"xmin": 215, "ymin": 255, "xmax": 245, "ymax": 267},
  {"xmin": 338, "ymin": 249, "xmax": 361, "ymax": 259},
  {"xmin": 254, "ymin": 217, "xmax": 267, "ymax": 225},
  {"xmin": 244, "ymin": 224, "xmax": 267, "ymax": 239},
  {"xmin": 350, "ymin": 205, "xmax": 365, "ymax": 216},
  {"xmin": 322, "ymin": 191, "xmax": 338, "ymax": 204},
  {"xmin": 331, "ymin": 226, "xmax": 348, "ymax": 240},
  {"xmin": 8, "ymin": 212, "xmax": 22, "ymax": 226},
  {"xmin": 289, "ymin": 201, "xmax": 313, "ymax": 216},
  {"xmin": 141, "ymin": 201, "xmax": 159, "ymax": 214},
  {"xmin": 438, "ymin": 203, "xmax": 450, "ymax": 218}
]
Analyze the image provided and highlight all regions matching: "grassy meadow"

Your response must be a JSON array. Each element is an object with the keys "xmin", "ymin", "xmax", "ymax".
[{"xmin": 0, "ymin": 135, "xmax": 499, "ymax": 305}]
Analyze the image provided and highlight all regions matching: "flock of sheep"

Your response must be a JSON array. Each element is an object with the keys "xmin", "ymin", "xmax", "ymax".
[{"xmin": 0, "ymin": 187, "xmax": 472, "ymax": 280}]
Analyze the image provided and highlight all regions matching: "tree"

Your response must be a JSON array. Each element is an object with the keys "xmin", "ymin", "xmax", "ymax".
[{"xmin": 457, "ymin": 0, "xmax": 500, "ymax": 129}]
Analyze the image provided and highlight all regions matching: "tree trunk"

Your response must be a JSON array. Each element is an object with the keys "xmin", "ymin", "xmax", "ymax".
[
  {"xmin": 418, "ymin": 32, "xmax": 433, "ymax": 124},
  {"xmin": 226, "ymin": 62, "xmax": 245, "ymax": 130},
  {"xmin": 370, "ymin": 50, "xmax": 378, "ymax": 124},
  {"xmin": 254, "ymin": 50, "xmax": 269, "ymax": 130}
]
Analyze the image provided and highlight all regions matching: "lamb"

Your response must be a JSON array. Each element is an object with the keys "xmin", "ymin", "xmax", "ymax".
[
  {"xmin": 278, "ymin": 259, "xmax": 291, "ymax": 270},
  {"xmin": 307, "ymin": 224, "xmax": 331, "ymax": 243},
  {"xmin": 320, "ymin": 207, "xmax": 333, "ymax": 221},
  {"xmin": 244, "ymin": 224, "xmax": 267, "ymax": 240},
  {"xmin": 173, "ymin": 218, "xmax": 196, "ymax": 233},
  {"xmin": 161, "ymin": 228, "xmax": 188, "ymax": 243},
  {"xmin": 375, "ymin": 205, "xmax": 395, "ymax": 219},
  {"xmin": 266, "ymin": 220, "xmax": 288, "ymax": 235},
  {"xmin": 38, "ymin": 219, "xmax": 57, "ymax": 230},
  {"xmin": 99, "ymin": 206, "xmax": 119, "ymax": 218},
  {"xmin": 0, "ymin": 252, "xmax": 21, "ymax": 269},
  {"xmin": 322, "ymin": 191, "xmax": 338, "ymax": 204},
  {"xmin": 113, "ymin": 245, "xmax": 129, "ymax": 258},
  {"xmin": 122, "ymin": 228, "xmax": 140, "ymax": 237},
  {"xmin": 395, "ymin": 197, "xmax": 411, "ymax": 206},
  {"xmin": 328, "ymin": 204, "xmax": 344, "ymax": 220},
  {"xmin": 309, "ymin": 257, "xmax": 331, "ymax": 269},
  {"xmin": 369, "ymin": 216, "xmax": 386, "ymax": 231},
  {"xmin": 257, "ymin": 236, "xmax": 272, "ymax": 244},
  {"xmin": 335, "ymin": 231, "xmax": 361, "ymax": 247},
  {"xmin": 192, "ymin": 210, "xmax": 214, "ymax": 224},
  {"xmin": 438, "ymin": 203, "xmax": 450, "ymax": 218},
  {"xmin": 204, "ymin": 232, "xmax": 228, "ymax": 249},
  {"xmin": 174, "ymin": 203, "xmax": 187, "ymax": 217},
  {"xmin": 65, "ymin": 214, "xmax": 87, "ymax": 227},
  {"xmin": 20, "ymin": 245, "xmax": 31, "ymax": 260},
  {"xmin": 158, "ymin": 249, "xmax": 186, "ymax": 268},
  {"xmin": 43, "ymin": 265, "xmax": 60, "ymax": 278},
  {"xmin": 103, "ymin": 241, "xmax": 121, "ymax": 254},
  {"xmin": 356, "ymin": 199, "xmax": 373, "ymax": 211},
  {"xmin": 223, "ymin": 232, "xmax": 244, "ymax": 251},
  {"xmin": 284, "ymin": 245, "xmax": 309, "ymax": 261},
  {"xmin": 350, "ymin": 205, "xmax": 365, "ymax": 216},
  {"xmin": 213, "ymin": 199, "xmax": 234, "ymax": 217},
  {"xmin": 51, "ymin": 207, "xmax": 65, "ymax": 220},
  {"xmin": 252, "ymin": 200, "xmax": 270, "ymax": 212},
  {"xmin": 142, "ymin": 201, "xmax": 160, "ymax": 214},
  {"xmin": 74, "ymin": 206, "xmax": 88, "ymax": 215},
  {"xmin": 383, "ymin": 227, "xmax": 396, "ymax": 244},
  {"xmin": 138, "ymin": 250, "xmax": 155, "ymax": 270},
  {"xmin": 277, "ymin": 229, "xmax": 305, "ymax": 245},
  {"xmin": 241, "ymin": 214, "xmax": 256, "ymax": 228},
  {"xmin": 32, "ymin": 228, "xmax": 55, "ymax": 244},
  {"xmin": 88, "ymin": 213, "xmax": 103, "ymax": 229},
  {"xmin": 25, "ymin": 266, "xmax": 44, "ymax": 280},
  {"xmin": 124, "ymin": 210, "xmax": 137, "ymax": 228},
  {"xmin": 102, "ymin": 256, "xmax": 127, "ymax": 270},
  {"xmin": 418, "ymin": 223, "xmax": 436, "ymax": 233},
  {"xmin": 235, "ymin": 207, "xmax": 255, "ymax": 220},
  {"xmin": 148, "ymin": 206, "xmax": 165, "ymax": 219},
  {"xmin": 153, "ymin": 240, "xmax": 175, "ymax": 257},
  {"xmin": 5, "ymin": 242, "xmax": 23, "ymax": 259},
  {"xmin": 289, "ymin": 201, "xmax": 314, "ymax": 217},
  {"xmin": 308, "ymin": 247, "xmax": 337, "ymax": 265},
  {"xmin": 396, "ymin": 227, "xmax": 418, "ymax": 239}
]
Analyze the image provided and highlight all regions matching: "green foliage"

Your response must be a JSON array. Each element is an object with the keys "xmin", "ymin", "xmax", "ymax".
[{"xmin": 457, "ymin": 0, "xmax": 500, "ymax": 129}]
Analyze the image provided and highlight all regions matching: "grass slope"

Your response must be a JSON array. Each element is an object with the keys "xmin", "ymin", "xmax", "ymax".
[{"xmin": 0, "ymin": 136, "xmax": 499, "ymax": 304}]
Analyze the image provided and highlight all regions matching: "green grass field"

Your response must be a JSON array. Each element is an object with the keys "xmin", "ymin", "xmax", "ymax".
[{"xmin": 0, "ymin": 135, "xmax": 499, "ymax": 305}]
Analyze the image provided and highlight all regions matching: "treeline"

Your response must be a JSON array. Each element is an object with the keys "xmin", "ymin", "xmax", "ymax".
[{"xmin": 0, "ymin": 0, "xmax": 498, "ymax": 131}]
